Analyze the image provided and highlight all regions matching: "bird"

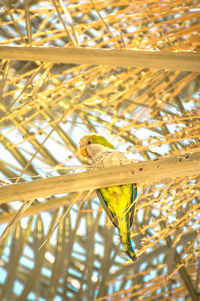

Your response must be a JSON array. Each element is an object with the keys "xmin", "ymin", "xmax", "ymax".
[{"xmin": 79, "ymin": 134, "xmax": 137, "ymax": 262}]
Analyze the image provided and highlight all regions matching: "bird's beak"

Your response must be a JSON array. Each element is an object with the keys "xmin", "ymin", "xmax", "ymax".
[{"xmin": 80, "ymin": 147, "xmax": 87, "ymax": 157}]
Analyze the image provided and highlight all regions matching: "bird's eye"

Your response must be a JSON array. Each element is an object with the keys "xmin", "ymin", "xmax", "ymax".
[{"xmin": 87, "ymin": 140, "xmax": 92, "ymax": 145}]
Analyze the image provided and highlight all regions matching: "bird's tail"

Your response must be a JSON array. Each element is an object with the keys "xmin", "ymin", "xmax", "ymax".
[{"xmin": 119, "ymin": 220, "xmax": 137, "ymax": 262}]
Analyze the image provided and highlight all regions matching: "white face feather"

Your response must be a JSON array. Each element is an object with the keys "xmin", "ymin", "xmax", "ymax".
[
  {"xmin": 79, "ymin": 136, "xmax": 112, "ymax": 159},
  {"xmin": 87, "ymin": 143, "xmax": 111, "ymax": 158}
]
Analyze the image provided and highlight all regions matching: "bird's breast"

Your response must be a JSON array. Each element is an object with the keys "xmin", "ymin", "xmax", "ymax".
[{"xmin": 91, "ymin": 151, "xmax": 131, "ymax": 169}]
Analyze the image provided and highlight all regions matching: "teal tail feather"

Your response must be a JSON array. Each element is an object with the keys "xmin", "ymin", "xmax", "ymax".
[
  {"xmin": 119, "ymin": 228, "xmax": 137, "ymax": 262},
  {"xmin": 125, "ymin": 238, "xmax": 137, "ymax": 262}
]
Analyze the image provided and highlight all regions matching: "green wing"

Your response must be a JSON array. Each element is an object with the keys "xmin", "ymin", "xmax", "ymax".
[
  {"xmin": 129, "ymin": 183, "xmax": 137, "ymax": 227},
  {"xmin": 96, "ymin": 183, "xmax": 137, "ymax": 229},
  {"xmin": 96, "ymin": 189, "xmax": 119, "ymax": 227}
]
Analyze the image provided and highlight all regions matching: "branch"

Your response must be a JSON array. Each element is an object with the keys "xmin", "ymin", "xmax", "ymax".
[
  {"xmin": 0, "ymin": 46, "xmax": 200, "ymax": 72},
  {"xmin": 0, "ymin": 152, "xmax": 199, "ymax": 204}
]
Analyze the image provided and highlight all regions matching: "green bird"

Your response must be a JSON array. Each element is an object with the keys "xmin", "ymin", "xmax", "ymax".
[{"xmin": 79, "ymin": 134, "xmax": 137, "ymax": 262}]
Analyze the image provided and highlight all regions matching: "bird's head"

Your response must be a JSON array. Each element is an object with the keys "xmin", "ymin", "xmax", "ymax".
[{"xmin": 79, "ymin": 134, "xmax": 114, "ymax": 159}]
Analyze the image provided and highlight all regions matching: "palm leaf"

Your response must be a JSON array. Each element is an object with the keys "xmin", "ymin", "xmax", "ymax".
[{"xmin": 0, "ymin": 0, "xmax": 200, "ymax": 300}]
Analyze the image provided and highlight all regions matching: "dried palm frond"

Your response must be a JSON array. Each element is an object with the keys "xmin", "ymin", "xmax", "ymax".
[{"xmin": 0, "ymin": 0, "xmax": 200, "ymax": 300}]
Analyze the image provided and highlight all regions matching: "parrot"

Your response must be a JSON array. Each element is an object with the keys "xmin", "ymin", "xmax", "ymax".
[{"xmin": 79, "ymin": 134, "xmax": 137, "ymax": 262}]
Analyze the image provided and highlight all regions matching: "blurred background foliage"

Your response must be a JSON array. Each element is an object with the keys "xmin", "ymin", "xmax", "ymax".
[{"xmin": 0, "ymin": 0, "xmax": 200, "ymax": 300}]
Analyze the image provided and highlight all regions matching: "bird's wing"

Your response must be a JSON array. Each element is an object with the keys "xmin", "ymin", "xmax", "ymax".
[
  {"xmin": 129, "ymin": 183, "xmax": 137, "ymax": 227},
  {"xmin": 96, "ymin": 183, "xmax": 137, "ymax": 228},
  {"xmin": 96, "ymin": 189, "xmax": 119, "ymax": 228}
]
